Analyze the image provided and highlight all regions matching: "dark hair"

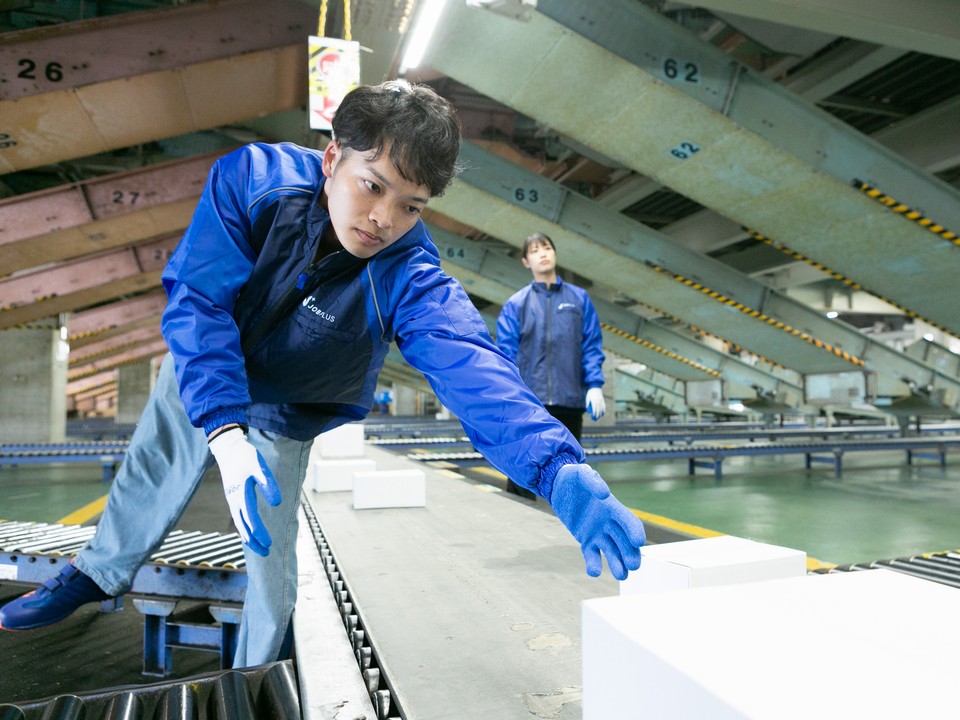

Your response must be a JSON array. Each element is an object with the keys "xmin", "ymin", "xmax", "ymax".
[
  {"xmin": 331, "ymin": 80, "xmax": 462, "ymax": 197},
  {"xmin": 522, "ymin": 232, "xmax": 555, "ymax": 258}
]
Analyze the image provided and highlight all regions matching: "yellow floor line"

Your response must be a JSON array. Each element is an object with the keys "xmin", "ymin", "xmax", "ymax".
[
  {"xmin": 630, "ymin": 508, "xmax": 726, "ymax": 539},
  {"xmin": 57, "ymin": 495, "xmax": 108, "ymax": 525},
  {"xmin": 467, "ymin": 466, "xmax": 838, "ymax": 570},
  {"xmin": 473, "ymin": 466, "xmax": 507, "ymax": 480},
  {"xmin": 630, "ymin": 507, "xmax": 837, "ymax": 571}
]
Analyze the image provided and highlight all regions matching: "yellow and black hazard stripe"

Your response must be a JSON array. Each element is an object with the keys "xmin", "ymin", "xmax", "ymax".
[
  {"xmin": 648, "ymin": 264, "xmax": 865, "ymax": 367},
  {"xmin": 619, "ymin": 299, "xmax": 785, "ymax": 370},
  {"xmin": 68, "ymin": 378, "xmax": 117, "ymax": 396},
  {"xmin": 853, "ymin": 179, "xmax": 957, "ymax": 245},
  {"xmin": 600, "ymin": 321, "xmax": 720, "ymax": 377},
  {"xmin": 69, "ymin": 340, "xmax": 147, "ymax": 366},
  {"xmin": 747, "ymin": 228, "xmax": 958, "ymax": 340},
  {"xmin": 69, "ymin": 327, "xmax": 112, "ymax": 343}
]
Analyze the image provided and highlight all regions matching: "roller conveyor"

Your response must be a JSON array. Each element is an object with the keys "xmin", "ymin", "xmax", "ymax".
[
  {"xmin": 817, "ymin": 550, "xmax": 960, "ymax": 589},
  {"xmin": 361, "ymin": 419, "xmax": 466, "ymax": 437},
  {"xmin": 1, "ymin": 520, "xmax": 247, "ymax": 586},
  {"xmin": 368, "ymin": 424, "xmax": 908, "ymax": 450},
  {"xmin": 0, "ymin": 441, "xmax": 129, "ymax": 482},
  {"xmin": 0, "ymin": 520, "xmax": 248, "ymax": 677},
  {"xmin": 404, "ymin": 435, "xmax": 960, "ymax": 479}
]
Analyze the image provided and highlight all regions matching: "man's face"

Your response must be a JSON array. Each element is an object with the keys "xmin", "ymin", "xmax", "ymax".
[
  {"xmin": 522, "ymin": 240, "xmax": 557, "ymax": 275},
  {"xmin": 321, "ymin": 140, "xmax": 430, "ymax": 259}
]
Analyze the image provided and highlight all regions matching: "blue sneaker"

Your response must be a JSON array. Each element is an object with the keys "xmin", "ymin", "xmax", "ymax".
[{"xmin": 0, "ymin": 562, "xmax": 112, "ymax": 631}]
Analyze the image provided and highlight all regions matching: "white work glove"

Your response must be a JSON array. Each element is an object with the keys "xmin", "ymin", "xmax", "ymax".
[
  {"xmin": 208, "ymin": 427, "xmax": 282, "ymax": 557},
  {"xmin": 585, "ymin": 387, "xmax": 606, "ymax": 421}
]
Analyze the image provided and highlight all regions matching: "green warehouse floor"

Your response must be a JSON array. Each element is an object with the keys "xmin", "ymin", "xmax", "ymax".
[{"xmin": 1, "ymin": 434, "xmax": 959, "ymax": 708}]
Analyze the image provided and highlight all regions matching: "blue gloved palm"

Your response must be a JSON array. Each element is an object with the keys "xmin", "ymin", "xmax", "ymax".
[
  {"xmin": 209, "ymin": 427, "xmax": 283, "ymax": 557},
  {"xmin": 549, "ymin": 464, "xmax": 645, "ymax": 580}
]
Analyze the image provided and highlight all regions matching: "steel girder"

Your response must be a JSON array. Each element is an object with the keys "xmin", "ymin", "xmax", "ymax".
[
  {"xmin": 430, "ymin": 141, "xmax": 960, "ymax": 410},
  {"xmin": 422, "ymin": 0, "xmax": 960, "ymax": 335},
  {"xmin": 429, "ymin": 223, "xmax": 803, "ymax": 402}
]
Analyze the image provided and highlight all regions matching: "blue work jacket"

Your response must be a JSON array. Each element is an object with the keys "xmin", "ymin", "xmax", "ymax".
[
  {"xmin": 495, "ymin": 278, "xmax": 605, "ymax": 409},
  {"xmin": 160, "ymin": 143, "xmax": 581, "ymax": 495}
]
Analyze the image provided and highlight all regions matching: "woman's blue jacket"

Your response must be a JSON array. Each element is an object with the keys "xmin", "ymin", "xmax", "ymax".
[{"xmin": 495, "ymin": 279, "xmax": 605, "ymax": 409}]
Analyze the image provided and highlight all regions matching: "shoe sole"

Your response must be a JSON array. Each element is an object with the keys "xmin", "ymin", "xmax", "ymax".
[{"xmin": 0, "ymin": 616, "xmax": 71, "ymax": 631}]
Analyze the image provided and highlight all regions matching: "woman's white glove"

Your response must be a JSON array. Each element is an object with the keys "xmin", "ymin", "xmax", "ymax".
[
  {"xmin": 208, "ymin": 427, "xmax": 283, "ymax": 557},
  {"xmin": 585, "ymin": 388, "xmax": 606, "ymax": 421}
]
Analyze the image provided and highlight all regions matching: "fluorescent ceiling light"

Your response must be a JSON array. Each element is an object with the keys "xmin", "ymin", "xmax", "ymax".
[{"xmin": 400, "ymin": 0, "xmax": 447, "ymax": 74}]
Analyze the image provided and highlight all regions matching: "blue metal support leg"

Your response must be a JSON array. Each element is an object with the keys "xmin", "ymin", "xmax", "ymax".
[{"xmin": 133, "ymin": 598, "xmax": 243, "ymax": 677}]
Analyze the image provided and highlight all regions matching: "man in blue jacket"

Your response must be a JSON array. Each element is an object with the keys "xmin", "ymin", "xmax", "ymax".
[
  {"xmin": 496, "ymin": 233, "xmax": 607, "ymax": 498},
  {"xmin": 0, "ymin": 81, "xmax": 644, "ymax": 668}
]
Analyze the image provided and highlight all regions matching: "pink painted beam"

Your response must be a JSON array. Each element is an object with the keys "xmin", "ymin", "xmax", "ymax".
[
  {"xmin": 0, "ymin": 235, "xmax": 178, "ymax": 310},
  {"xmin": 69, "ymin": 290, "xmax": 168, "ymax": 341},
  {"xmin": 0, "ymin": 0, "xmax": 316, "ymax": 101},
  {"xmin": 69, "ymin": 338, "xmax": 169, "ymax": 380}
]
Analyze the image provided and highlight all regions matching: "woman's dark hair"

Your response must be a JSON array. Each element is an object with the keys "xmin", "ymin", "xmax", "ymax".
[
  {"xmin": 522, "ymin": 232, "xmax": 556, "ymax": 258},
  {"xmin": 331, "ymin": 80, "xmax": 462, "ymax": 197}
]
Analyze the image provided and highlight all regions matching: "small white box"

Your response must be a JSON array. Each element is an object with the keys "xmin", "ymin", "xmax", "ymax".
[
  {"xmin": 584, "ymin": 570, "xmax": 960, "ymax": 719},
  {"xmin": 620, "ymin": 535, "xmax": 806, "ymax": 595},
  {"xmin": 309, "ymin": 458, "xmax": 377, "ymax": 493},
  {"xmin": 316, "ymin": 423, "xmax": 365, "ymax": 458},
  {"xmin": 353, "ymin": 469, "xmax": 426, "ymax": 509}
]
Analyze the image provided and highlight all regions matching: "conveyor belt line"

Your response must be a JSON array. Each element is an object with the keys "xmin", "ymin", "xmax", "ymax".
[
  {"xmin": 882, "ymin": 560, "xmax": 960, "ymax": 588},
  {"xmin": 404, "ymin": 437, "xmax": 960, "ymax": 471},
  {"xmin": 148, "ymin": 531, "xmax": 207, "ymax": 557},
  {"xmin": 300, "ymin": 494, "xmax": 402, "ymax": 720},
  {"xmin": 368, "ymin": 425, "xmax": 915, "ymax": 450},
  {"xmin": 1, "ymin": 521, "xmax": 248, "ymax": 598},
  {"xmin": 820, "ymin": 551, "xmax": 960, "ymax": 590},
  {"xmin": 15, "ymin": 528, "xmax": 97, "ymax": 554},
  {"xmin": 155, "ymin": 536, "xmax": 242, "ymax": 564},
  {"xmin": 199, "ymin": 551, "xmax": 246, "ymax": 568}
]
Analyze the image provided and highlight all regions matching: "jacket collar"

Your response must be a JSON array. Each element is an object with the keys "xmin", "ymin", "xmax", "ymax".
[{"xmin": 531, "ymin": 276, "xmax": 564, "ymax": 294}]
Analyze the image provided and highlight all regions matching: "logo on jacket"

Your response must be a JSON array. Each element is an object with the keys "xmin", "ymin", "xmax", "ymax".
[
  {"xmin": 302, "ymin": 295, "xmax": 336, "ymax": 323},
  {"xmin": 557, "ymin": 302, "xmax": 577, "ymax": 311}
]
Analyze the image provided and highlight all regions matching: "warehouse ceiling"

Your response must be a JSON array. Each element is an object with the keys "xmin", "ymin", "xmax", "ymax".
[{"xmin": 0, "ymin": 0, "xmax": 958, "ymax": 416}]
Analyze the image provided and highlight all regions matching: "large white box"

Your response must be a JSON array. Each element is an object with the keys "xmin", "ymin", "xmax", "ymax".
[
  {"xmin": 316, "ymin": 423, "xmax": 365, "ymax": 458},
  {"xmin": 620, "ymin": 535, "xmax": 807, "ymax": 595},
  {"xmin": 309, "ymin": 458, "xmax": 376, "ymax": 493},
  {"xmin": 353, "ymin": 469, "xmax": 426, "ymax": 509},
  {"xmin": 584, "ymin": 570, "xmax": 959, "ymax": 719}
]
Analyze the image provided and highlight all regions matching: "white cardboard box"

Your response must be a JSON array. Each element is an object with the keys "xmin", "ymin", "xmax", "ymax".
[
  {"xmin": 309, "ymin": 458, "xmax": 377, "ymax": 493},
  {"xmin": 620, "ymin": 535, "xmax": 807, "ymax": 595},
  {"xmin": 315, "ymin": 423, "xmax": 365, "ymax": 458},
  {"xmin": 353, "ymin": 469, "xmax": 426, "ymax": 509},
  {"xmin": 583, "ymin": 569, "xmax": 959, "ymax": 719}
]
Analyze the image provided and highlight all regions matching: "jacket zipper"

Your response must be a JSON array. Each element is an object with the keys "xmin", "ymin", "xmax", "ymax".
[
  {"xmin": 545, "ymin": 289, "xmax": 553, "ymax": 405},
  {"xmin": 240, "ymin": 260, "xmax": 322, "ymax": 355}
]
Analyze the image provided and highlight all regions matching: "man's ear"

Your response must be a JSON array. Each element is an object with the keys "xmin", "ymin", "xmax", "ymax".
[{"xmin": 321, "ymin": 140, "xmax": 341, "ymax": 178}]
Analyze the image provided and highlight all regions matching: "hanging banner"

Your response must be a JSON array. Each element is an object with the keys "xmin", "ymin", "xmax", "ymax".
[{"xmin": 308, "ymin": 36, "xmax": 361, "ymax": 131}]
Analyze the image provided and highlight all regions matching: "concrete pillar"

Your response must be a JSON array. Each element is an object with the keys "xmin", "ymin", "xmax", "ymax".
[
  {"xmin": 0, "ymin": 320, "xmax": 69, "ymax": 442},
  {"xmin": 392, "ymin": 383, "xmax": 420, "ymax": 416},
  {"xmin": 117, "ymin": 358, "xmax": 157, "ymax": 424}
]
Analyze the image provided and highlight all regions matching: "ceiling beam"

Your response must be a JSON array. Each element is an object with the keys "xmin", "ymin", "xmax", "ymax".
[
  {"xmin": 0, "ymin": 0, "xmax": 313, "ymax": 173},
  {"xmin": 674, "ymin": 0, "xmax": 960, "ymax": 61},
  {"xmin": 0, "ymin": 150, "xmax": 221, "ymax": 276},
  {"xmin": 425, "ymin": 1, "xmax": 960, "ymax": 335}
]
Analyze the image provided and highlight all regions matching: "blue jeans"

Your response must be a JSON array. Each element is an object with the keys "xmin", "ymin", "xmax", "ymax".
[{"xmin": 75, "ymin": 354, "xmax": 313, "ymax": 667}]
